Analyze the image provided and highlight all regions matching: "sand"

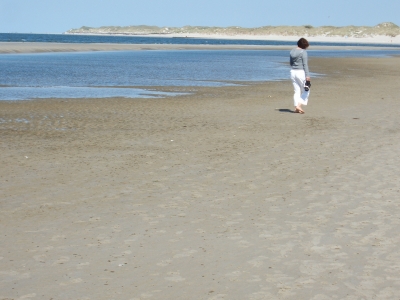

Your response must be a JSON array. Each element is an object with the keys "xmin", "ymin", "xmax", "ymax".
[
  {"xmin": 131, "ymin": 33, "xmax": 400, "ymax": 45},
  {"xmin": 1, "ymin": 46, "xmax": 400, "ymax": 299},
  {"xmin": 0, "ymin": 42, "xmax": 291, "ymax": 54},
  {"xmin": 1, "ymin": 41, "xmax": 399, "ymax": 54}
]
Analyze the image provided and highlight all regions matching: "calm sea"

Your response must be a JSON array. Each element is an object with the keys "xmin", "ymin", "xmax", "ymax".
[
  {"xmin": 2, "ymin": 32, "xmax": 399, "ymax": 47},
  {"xmin": 1, "ymin": 33, "xmax": 400, "ymax": 101}
]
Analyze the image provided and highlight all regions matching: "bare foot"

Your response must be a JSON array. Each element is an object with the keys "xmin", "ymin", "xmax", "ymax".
[{"xmin": 294, "ymin": 107, "xmax": 305, "ymax": 114}]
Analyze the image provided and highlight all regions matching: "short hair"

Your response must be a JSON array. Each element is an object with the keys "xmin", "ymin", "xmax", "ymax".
[{"xmin": 297, "ymin": 38, "xmax": 309, "ymax": 49}]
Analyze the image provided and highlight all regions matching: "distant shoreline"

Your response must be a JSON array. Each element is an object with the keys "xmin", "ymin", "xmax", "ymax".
[
  {"xmin": 64, "ymin": 32, "xmax": 400, "ymax": 45},
  {"xmin": 63, "ymin": 22, "xmax": 400, "ymax": 45}
]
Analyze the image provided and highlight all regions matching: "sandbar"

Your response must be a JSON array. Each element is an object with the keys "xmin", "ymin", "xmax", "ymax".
[{"xmin": 1, "ymin": 41, "xmax": 399, "ymax": 54}]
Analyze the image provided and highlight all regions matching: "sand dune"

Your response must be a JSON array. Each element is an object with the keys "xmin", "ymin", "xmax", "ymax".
[
  {"xmin": 67, "ymin": 22, "xmax": 400, "ymax": 38},
  {"xmin": 65, "ymin": 22, "xmax": 400, "ymax": 44}
]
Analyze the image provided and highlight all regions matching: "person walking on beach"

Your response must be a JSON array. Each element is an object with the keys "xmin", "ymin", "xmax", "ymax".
[{"xmin": 290, "ymin": 38, "xmax": 311, "ymax": 114}]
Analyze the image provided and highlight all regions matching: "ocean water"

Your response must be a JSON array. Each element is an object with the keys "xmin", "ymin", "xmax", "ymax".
[
  {"xmin": 0, "ymin": 50, "xmax": 291, "ymax": 100},
  {"xmin": 1, "ymin": 33, "xmax": 400, "ymax": 101},
  {"xmin": 1, "ymin": 32, "xmax": 398, "ymax": 47}
]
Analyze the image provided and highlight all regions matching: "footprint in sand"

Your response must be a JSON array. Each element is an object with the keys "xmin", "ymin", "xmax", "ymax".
[{"xmin": 164, "ymin": 272, "xmax": 186, "ymax": 282}]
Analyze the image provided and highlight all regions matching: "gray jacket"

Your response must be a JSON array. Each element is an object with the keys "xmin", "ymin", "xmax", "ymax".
[{"xmin": 290, "ymin": 48, "xmax": 310, "ymax": 78}]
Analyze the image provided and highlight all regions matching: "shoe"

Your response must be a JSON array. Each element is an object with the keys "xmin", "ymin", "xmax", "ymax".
[{"xmin": 304, "ymin": 80, "xmax": 311, "ymax": 91}]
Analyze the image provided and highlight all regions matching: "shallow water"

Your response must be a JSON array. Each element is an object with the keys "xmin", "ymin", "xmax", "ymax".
[
  {"xmin": 0, "ymin": 50, "xmax": 288, "ymax": 100},
  {"xmin": 1, "ymin": 49, "xmax": 400, "ymax": 101}
]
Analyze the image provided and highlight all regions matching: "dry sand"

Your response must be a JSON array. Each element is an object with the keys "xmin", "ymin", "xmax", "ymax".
[
  {"xmin": 1, "ymin": 47, "xmax": 400, "ymax": 299},
  {"xmin": 132, "ymin": 33, "xmax": 400, "ymax": 45}
]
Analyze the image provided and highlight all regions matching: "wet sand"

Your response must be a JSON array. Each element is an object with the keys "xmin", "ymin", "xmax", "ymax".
[
  {"xmin": 1, "ymin": 42, "xmax": 398, "ymax": 54},
  {"xmin": 1, "ymin": 53, "xmax": 400, "ymax": 299}
]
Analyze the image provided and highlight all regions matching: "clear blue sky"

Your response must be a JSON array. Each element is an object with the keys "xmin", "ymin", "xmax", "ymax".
[{"xmin": 1, "ymin": 0, "xmax": 399, "ymax": 33}]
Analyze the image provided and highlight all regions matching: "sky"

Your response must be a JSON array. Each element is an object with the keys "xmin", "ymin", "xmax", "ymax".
[{"xmin": 0, "ymin": 0, "xmax": 399, "ymax": 34}]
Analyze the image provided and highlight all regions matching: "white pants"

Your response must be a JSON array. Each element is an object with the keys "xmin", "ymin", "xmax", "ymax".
[{"xmin": 290, "ymin": 69, "xmax": 310, "ymax": 107}]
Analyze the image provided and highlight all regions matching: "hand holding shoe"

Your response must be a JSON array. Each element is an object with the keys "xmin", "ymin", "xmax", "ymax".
[{"xmin": 304, "ymin": 80, "xmax": 311, "ymax": 91}]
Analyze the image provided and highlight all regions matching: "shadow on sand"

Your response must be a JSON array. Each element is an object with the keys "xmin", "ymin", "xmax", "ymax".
[{"xmin": 276, "ymin": 108, "xmax": 295, "ymax": 113}]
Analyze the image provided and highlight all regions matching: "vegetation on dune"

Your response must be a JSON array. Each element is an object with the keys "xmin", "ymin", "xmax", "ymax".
[{"xmin": 65, "ymin": 23, "xmax": 400, "ymax": 37}]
